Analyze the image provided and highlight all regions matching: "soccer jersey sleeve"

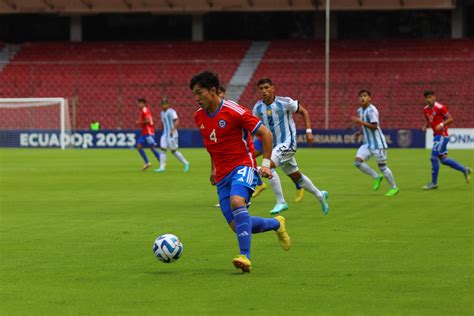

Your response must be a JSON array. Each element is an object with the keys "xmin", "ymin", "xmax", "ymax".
[
  {"xmin": 171, "ymin": 109, "xmax": 178, "ymax": 120},
  {"xmin": 280, "ymin": 97, "xmax": 299, "ymax": 113},
  {"xmin": 240, "ymin": 109, "xmax": 263, "ymax": 135},
  {"xmin": 367, "ymin": 108, "xmax": 380, "ymax": 124},
  {"xmin": 440, "ymin": 104, "xmax": 449, "ymax": 117}
]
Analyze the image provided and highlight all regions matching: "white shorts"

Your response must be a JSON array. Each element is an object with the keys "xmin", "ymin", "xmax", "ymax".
[
  {"xmin": 271, "ymin": 143, "xmax": 299, "ymax": 175},
  {"xmin": 160, "ymin": 134, "xmax": 179, "ymax": 151},
  {"xmin": 356, "ymin": 144, "xmax": 387, "ymax": 163}
]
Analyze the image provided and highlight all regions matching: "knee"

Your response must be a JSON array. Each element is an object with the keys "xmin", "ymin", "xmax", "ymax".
[
  {"xmin": 230, "ymin": 196, "xmax": 246, "ymax": 210},
  {"xmin": 354, "ymin": 159, "xmax": 362, "ymax": 168},
  {"xmin": 288, "ymin": 171, "xmax": 301, "ymax": 183},
  {"xmin": 378, "ymin": 163, "xmax": 387, "ymax": 171}
]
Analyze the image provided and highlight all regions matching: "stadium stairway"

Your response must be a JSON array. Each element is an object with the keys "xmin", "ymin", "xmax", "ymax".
[
  {"xmin": 226, "ymin": 41, "xmax": 269, "ymax": 101},
  {"xmin": 0, "ymin": 43, "xmax": 21, "ymax": 71}
]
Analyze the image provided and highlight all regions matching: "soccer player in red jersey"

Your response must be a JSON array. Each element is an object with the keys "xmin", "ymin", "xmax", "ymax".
[
  {"xmin": 422, "ymin": 91, "xmax": 471, "ymax": 189},
  {"xmin": 135, "ymin": 98, "xmax": 161, "ymax": 170},
  {"xmin": 190, "ymin": 71, "xmax": 290, "ymax": 273}
]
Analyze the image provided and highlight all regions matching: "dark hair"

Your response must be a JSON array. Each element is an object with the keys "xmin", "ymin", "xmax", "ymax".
[
  {"xmin": 161, "ymin": 96, "xmax": 169, "ymax": 105},
  {"xmin": 257, "ymin": 77, "xmax": 273, "ymax": 86},
  {"xmin": 218, "ymin": 85, "xmax": 226, "ymax": 93},
  {"xmin": 189, "ymin": 71, "xmax": 220, "ymax": 91},
  {"xmin": 424, "ymin": 90, "xmax": 435, "ymax": 97},
  {"xmin": 358, "ymin": 89, "xmax": 371, "ymax": 97},
  {"xmin": 137, "ymin": 98, "xmax": 147, "ymax": 104}
]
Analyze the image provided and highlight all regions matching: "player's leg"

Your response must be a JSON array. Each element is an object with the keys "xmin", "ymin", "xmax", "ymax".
[
  {"xmin": 423, "ymin": 136, "xmax": 442, "ymax": 189},
  {"xmin": 155, "ymin": 135, "xmax": 167, "ymax": 172},
  {"xmin": 145, "ymin": 135, "xmax": 161, "ymax": 163},
  {"xmin": 215, "ymin": 174, "xmax": 250, "ymax": 272},
  {"xmin": 267, "ymin": 145, "xmax": 288, "ymax": 214},
  {"xmin": 170, "ymin": 137, "xmax": 190, "ymax": 172},
  {"xmin": 228, "ymin": 167, "xmax": 290, "ymax": 263},
  {"xmin": 285, "ymin": 160, "xmax": 329, "ymax": 216},
  {"xmin": 354, "ymin": 145, "xmax": 383, "ymax": 190},
  {"xmin": 291, "ymin": 175, "xmax": 304, "ymax": 203},
  {"xmin": 436, "ymin": 136, "xmax": 470, "ymax": 182},
  {"xmin": 136, "ymin": 136, "xmax": 151, "ymax": 170},
  {"xmin": 375, "ymin": 150, "xmax": 399, "ymax": 197}
]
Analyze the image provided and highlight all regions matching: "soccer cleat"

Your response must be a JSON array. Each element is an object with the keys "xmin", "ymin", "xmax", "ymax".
[
  {"xmin": 232, "ymin": 255, "xmax": 251, "ymax": 273},
  {"xmin": 252, "ymin": 183, "xmax": 268, "ymax": 198},
  {"xmin": 320, "ymin": 191, "xmax": 329, "ymax": 216},
  {"xmin": 269, "ymin": 202, "xmax": 289, "ymax": 215},
  {"xmin": 183, "ymin": 163, "xmax": 190, "ymax": 173},
  {"xmin": 154, "ymin": 167, "xmax": 166, "ymax": 173},
  {"xmin": 142, "ymin": 162, "xmax": 152, "ymax": 171},
  {"xmin": 422, "ymin": 183, "xmax": 438, "ymax": 190},
  {"xmin": 373, "ymin": 174, "xmax": 384, "ymax": 191},
  {"xmin": 274, "ymin": 216, "xmax": 291, "ymax": 251},
  {"xmin": 295, "ymin": 188, "xmax": 305, "ymax": 203},
  {"xmin": 464, "ymin": 167, "xmax": 471, "ymax": 184},
  {"xmin": 385, "ymin": 187, "xmax": 399, "ymax": 197}
]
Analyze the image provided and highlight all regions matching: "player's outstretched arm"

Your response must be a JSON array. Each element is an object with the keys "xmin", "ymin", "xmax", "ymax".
[
  {"xmin": 296, "ymin": 105, "xmax": 314, "ymax": 144},
  {"xmin": 254, "ymin": 125, "xmax": 273, "ymax": 179}
]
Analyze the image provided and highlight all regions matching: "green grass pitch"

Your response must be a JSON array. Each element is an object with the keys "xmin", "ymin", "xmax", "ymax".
[{"xmin": 1, "ymin": 148, "xmax": 473, "ymax": 315}]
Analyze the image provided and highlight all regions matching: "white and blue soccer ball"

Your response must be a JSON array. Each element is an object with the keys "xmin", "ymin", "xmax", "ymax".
[{"xmin": 153, "ymin": 234, "xmax": 183, "ymax": 263}]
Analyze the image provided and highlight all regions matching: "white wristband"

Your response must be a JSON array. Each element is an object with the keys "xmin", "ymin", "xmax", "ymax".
[
  {"xmin": 306, "ymin": 129, "xmax": 312, "ymax": 134},
  {"xmin": 261, "ymin": 158, "xmax": 271, "ymax": 168}
]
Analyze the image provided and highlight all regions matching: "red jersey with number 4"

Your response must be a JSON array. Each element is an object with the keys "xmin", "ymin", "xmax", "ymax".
[
  {"xmin": 140, "ymin": 106, "xmax": 155, "ymax": 135},
  {"xmin": 423, "ymin": 101, "xmax": 449, "ymax": 136},
  {"xmin": 194, "ymin": 100, "xmax": 261, "ymax": 183}
]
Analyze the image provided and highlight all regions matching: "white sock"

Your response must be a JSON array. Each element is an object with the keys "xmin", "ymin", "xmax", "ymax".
[
  {"xmin": 298, "ymin": 174, "xmax": 323, "ymax": 202},
  {"xmin": 381, "ymin": 166, "xmax": 397, "ymax": 188},
  {"xmin": 173, "ymin": 151, "xmax": 188, "ymax": 165},
  {"xmin": 159, "ymin": 151, "xmax": 167, "ymax": 169},
  {"xmin": 357, "ymin": 162, "xmax": 379, "ymax": 179},
  {"xmin": 269, "ymin": 169, "xmax": 286, "ymax": 204}
]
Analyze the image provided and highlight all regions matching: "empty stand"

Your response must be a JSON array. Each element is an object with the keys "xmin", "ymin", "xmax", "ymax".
[{"xmin": 0, "ymin": 40, "xmax": 473, "ymax": 130}]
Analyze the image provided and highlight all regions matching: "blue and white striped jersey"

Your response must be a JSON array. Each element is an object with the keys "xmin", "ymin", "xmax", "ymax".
[
  {"xmin": 357, "ymin": 104, "xmax": 387, "ymax": 150},
  {"xmin": 253, "ymin": 96, "xmax": 298, "ymax": 149},
  {"xmin": 161, "ymin": 108, "xmax": 178, "ymax": 137}
]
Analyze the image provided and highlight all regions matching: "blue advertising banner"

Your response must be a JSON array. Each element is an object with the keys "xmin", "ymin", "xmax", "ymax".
[{"xmin": 0, "ymin": 129, "xmax": 424, "ymax": 148}]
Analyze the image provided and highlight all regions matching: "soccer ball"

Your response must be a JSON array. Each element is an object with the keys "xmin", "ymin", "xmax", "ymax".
[{"xmin": 153, "ymin": 234, "xmax": 183, "ymax": 263}]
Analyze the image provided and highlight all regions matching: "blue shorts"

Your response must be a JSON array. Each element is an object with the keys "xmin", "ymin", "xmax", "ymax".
[
  {"xmin": 217, "ymin": 166, "xmax": 258, "ymax": 224},
  {"xmin": 432, "ymin": 135, "xmax": 449, "ymax": 157},
  {"xmin": 253, "ymin": 138, "xmax": 263, "ymax": 155},
  {"xmin": 137, "ymin": 134, "xmax": 157, "ymax": 147}
]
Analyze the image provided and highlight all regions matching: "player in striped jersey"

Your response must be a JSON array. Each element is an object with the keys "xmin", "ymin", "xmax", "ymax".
[
  {"xmin": 351, "ymin": 90, "xmax": 399, "ymax": 196},
  {"xmin": 253, "ymin": 78, "xmax": 329, "ymax": 215},
  {"xmin": 155, "ymin": 98, "xmax": 190, "ymax": 173}
]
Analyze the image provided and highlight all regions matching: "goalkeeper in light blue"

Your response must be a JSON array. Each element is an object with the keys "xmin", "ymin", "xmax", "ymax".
[
  {"xmin": 351, "ymin": 90, "xmax": 399, "ymax": 197},
  {"xmin": 155, "ymin": 98, "xmax": 190, "ymax": 173}
]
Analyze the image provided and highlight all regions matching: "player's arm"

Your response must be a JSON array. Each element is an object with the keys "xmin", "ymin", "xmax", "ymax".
[
  {"xmin": 435, "ymin": 113, "xmax": 453, "ymax": 131},
  {"xmin": 254, "ymin": 125, "xmax": 273, "ymax": 179},
  {"xmin": 209, "ymin": 158, "xmax": 216, "ymax": 185},
  {"xmin": 422, "ymin": 115, "xmax": 431, "ymax": 132},
  {"xmin": 351, "ymin": 117, "xmax": 378, "ymax": 130},
  {"xmin": 171, "ymin": 119, "xmax": 179, "ymax": 136},
  {"xmin": 296, "ymin": 104, "xmax": 314, "ymax": 144}
]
